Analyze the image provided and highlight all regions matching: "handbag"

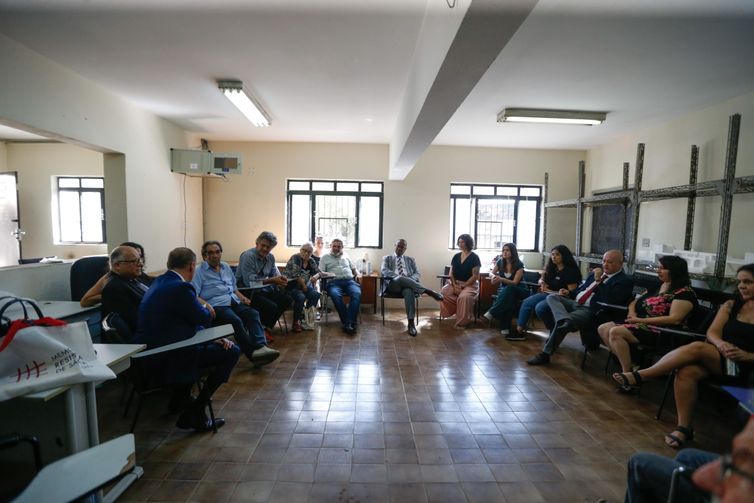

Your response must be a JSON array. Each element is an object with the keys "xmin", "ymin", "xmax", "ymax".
[
  {"xmin": 0, "ymin": 297, "xmax": 116, "ymax": 401},
  {"xmin": 302, "ymin": 306, "xmax": 317, "ymax": 330}
]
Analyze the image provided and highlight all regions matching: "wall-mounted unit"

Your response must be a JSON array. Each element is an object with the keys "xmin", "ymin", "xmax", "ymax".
[{"xmin": 170, "ymin": 148, "xmax": 243, "ymax": 177}]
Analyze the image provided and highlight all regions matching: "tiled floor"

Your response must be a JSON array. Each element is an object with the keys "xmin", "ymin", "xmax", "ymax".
[{"xmin": 100, "ymin": 308, "xmax": 738, "ymax": 503}]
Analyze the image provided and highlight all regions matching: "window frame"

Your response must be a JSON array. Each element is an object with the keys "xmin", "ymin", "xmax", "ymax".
[
  {"xmin": 56, "ymin": 176, "xmax": 107, "ymax": 244},
  {"xmin": 286, "ymin": 179, "xmax": 384, "ymax": 248},
  {"xmin": 449, "ymin": 182, "xmax": 542, "ymax": 251}
]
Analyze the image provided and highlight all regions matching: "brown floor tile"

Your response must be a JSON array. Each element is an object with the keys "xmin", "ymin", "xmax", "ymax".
[{"xmin": 99, "ymin": 310, "xmax": 740, "ymax": 503}]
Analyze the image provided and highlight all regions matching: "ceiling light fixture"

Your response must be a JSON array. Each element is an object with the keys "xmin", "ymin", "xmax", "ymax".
[
  {"xmin": 498, "ymin": 108, "xmax": 607, "ymax": 126},
  {"xmin": 218, "ymin": 79, "xmax": 271, "ymax": 127}
]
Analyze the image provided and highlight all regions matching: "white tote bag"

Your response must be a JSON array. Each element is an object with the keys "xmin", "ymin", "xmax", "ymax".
[{"xmin": 0, "ymin": 298, "xmax": 116, "ymax": 401}]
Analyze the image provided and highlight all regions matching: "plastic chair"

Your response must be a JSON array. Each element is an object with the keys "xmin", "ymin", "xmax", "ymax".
[{"xmin": 69, "ymin": 255, "xmax": 109, "ymax": 302}]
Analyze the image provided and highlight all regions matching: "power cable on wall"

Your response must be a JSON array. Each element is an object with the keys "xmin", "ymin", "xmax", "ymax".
[{"xmin": 183, "ymin": 174, "xmax": 187, "ymax": 246}]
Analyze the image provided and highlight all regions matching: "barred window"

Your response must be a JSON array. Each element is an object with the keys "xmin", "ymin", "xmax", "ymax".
[
  {"xmin": 55, "ymin": 176, "xmax": 106, "ymax": 244},
  {"xmin": 449, "ymin": 183, "xmax": 542, "ymax": 251},
  {"xmin": 287, "ymin": 180, "xmax": 383, "ymax": 248}
]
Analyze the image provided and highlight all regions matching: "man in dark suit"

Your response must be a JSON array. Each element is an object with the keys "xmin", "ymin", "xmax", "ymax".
[
  {"xmin": 136, "ymin": 247, "xmax": 240, "ymax": 432},
  {"xmin": 527, "ymin": 249, "xmax": 634, "ymax": 365},
  {"xmin": 101, "ymin": 245, "xmax": 151, "ymax": 339},
  {"xmin": 380, "ymin": 238, "xmax": 443, "ymax": 336}
]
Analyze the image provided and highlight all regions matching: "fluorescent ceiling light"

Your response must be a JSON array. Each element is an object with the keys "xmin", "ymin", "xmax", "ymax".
[
  {"xmin": 498, "ymin": 108, "xmax": 607, "ymax": 126},
  {"xmin": 218, "ymin": 79, "xmax": 270, "ymax": 127}
]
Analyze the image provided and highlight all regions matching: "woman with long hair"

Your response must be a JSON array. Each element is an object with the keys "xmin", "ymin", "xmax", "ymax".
[
  {"xmin": 483, "ymin": 243, "xmax": 529, "ymax": 338},
  {"xmin": 513, "ymin": 244, "xmax": 581, "ymax": 339},
  {"xmin": 602, "ymin": 255, "xmax": 697, "ymax": 388},
  {"xmin": 612, "ymin": 263, "xmax": 754, "ymax": 449}
]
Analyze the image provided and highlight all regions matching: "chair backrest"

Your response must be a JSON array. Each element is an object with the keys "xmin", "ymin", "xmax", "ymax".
[
  {"xmin": 70, "ymin": 256, "xmax": 109, "ymax": 301},
  {"xmin": 685, "ymin": 304, "xmax": 717, "ymax": 335},
  {"xmin": 522, "ymin": 269, "xmax": 540, "ymax": 283}
]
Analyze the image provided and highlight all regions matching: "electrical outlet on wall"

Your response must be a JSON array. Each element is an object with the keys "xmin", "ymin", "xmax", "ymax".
[{"xmin": 642, "ymin": 238, "xmax": 650, "ymax": 247}]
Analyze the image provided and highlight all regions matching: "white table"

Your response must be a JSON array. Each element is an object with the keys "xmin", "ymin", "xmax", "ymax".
[
  {"xmin": 0, "ymin": 343, "xmax": 144, "ymax": 503},
  {"xmin": 2, "ymin": 300, "xmax": 99, "ymax": 322}
]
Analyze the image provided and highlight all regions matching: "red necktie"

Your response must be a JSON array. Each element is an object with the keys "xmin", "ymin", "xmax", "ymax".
[{"xmin": 577, "ymin": 278, "xmax": 602, "ymax": 305}]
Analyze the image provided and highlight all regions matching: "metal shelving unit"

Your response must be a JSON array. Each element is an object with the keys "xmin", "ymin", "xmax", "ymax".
[{"xmin": 543, "ymin": 113, "xmax": 744, "ymax": 282}]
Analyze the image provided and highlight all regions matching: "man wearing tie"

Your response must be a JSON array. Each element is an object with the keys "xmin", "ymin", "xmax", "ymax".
[
  {"xmin": 101, "ymin": 245, "xmax": 152, "ymax": 339},
  {"xmin": 527, "ymin": 249, "xmax": 634, "ymax": 365},
  {"xmin": 381, "ymin": 239, "xmax": 443, "ymax": 336}
]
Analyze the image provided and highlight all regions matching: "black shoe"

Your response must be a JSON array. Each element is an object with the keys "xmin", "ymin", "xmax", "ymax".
[
  {"xmin": 425, "ymin": 289, "xmax": 443, "ymax": 302},
  {"xmin": 505, "ymin": 332, "xmax": 526, "ymax": 341},
  {"xmin": 176, "ymin": 407, "xmax": 226, "ymax": 432},
  {"xmin": 344, "ymin": 323, "xmax": 357, "ymax": 335},
  {"xmin": 408, "ymin": 322, "xmax": 417, "ymax": 337},
  {"xmin": 526, "ymin": 352, "xmax": 550, "ymax": 365}
]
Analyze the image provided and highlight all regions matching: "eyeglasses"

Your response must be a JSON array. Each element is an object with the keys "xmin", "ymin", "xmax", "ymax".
[
  {"xmin": 719, "ymin": 453, "xmax": 754, "ymax": 486},
  {"xmin": 118, "ymin": 259, "xmax": 144, "ymax": 265}
]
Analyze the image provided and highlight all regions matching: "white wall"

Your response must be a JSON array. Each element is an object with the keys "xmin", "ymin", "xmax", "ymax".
[
  {"xmin": 0, "ymin": 33, "xmax": 202, "ymax": 280},
  {"xmin": 585, "ymin": 90, "xmax": 754, "ymax": 260},
  {"xmin": 203, "ymin": 141, "xmax": 582, "ymax": 282},
  {"xmin": 7, "ymin": 143, "xmax": 106, "ymax": 259}
]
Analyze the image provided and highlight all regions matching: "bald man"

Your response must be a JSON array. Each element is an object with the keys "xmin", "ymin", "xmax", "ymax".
[{"xmin": 528, "ymin": 249, "xmax": 634, "ymax": 365}]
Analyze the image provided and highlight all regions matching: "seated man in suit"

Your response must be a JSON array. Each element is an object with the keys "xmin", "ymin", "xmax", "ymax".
[
  {"xmin": 319, "ymin": 238, "xmax": 361, "ymax": 335},
  {"xmin": 193, "ymin": 240, "xmax": 279, "ymax": 368},
  {"xmin": 101, "ymin": 245, "xmax": 152, "ymax": 339},
  {"xmin": 136, "ymin": 247, "xmax": 240, "ymax": 432},
  {"xmin": 380, "ymin": 238, "xmax": 443, "ymax": 336},
  {"xmin": 235, "ymin": 231, "xmax": 292, "ymax": 331},
  {"xmin": 527, "ymin": 249, "xmax": 634, "ymax": 365}
]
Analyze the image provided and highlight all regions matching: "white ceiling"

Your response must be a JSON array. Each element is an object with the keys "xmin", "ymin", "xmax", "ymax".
[{"xmin": 1, "ymin": 0, "xmax": 753, "ymax": 155}]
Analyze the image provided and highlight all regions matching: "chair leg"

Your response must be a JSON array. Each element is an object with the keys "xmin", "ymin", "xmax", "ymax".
[
  {"xmin": 415, "ymin": 296, "xmax": 419, "ymax": 325},
  {"xmin": 381, "ymin": 296, "xmax": 385, "ymax": 325},
  {"xmin": 129, "ymin": 395, "xmax": 144, "ymax": 433},
  {"xmin": 656, "ymin": 370, "xmax": 676, "ymax": 420},
  {"xmin": 123, "ymin": 387, "xmax": 136, "ymax": 418},
  {"xmin": 580, "ymin": 347, "xmax": 589, "ymax": 370},
  {"xmin": 207, "ymin": 398, "xmax": 218, "ymax": 434}
]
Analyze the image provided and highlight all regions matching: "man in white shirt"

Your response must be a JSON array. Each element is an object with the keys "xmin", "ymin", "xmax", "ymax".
[
  {"xmin": 380, "ymin": 238, "xmax": 443, "ymax": 336},
  {"xmin": 319, "ymin": 239, "xmax": 361, "ymax": 335}
]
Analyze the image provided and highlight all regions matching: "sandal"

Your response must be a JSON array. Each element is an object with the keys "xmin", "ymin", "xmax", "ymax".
[
  {"xmin": 612, "ymin": 370, "xmax": 642, "ymax": 394},
  {"xmin": 664, "ymin": 426, "xmax": 694, "ymax": 449}
]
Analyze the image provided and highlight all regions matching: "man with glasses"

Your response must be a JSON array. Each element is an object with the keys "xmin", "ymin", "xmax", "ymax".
[
  {"xmin": 623, "ymin": 414, "xmax": 754, "ymax": 502},
  {"xmin": 193, "ymin": 240, "xmax": 279, "ymax": 367},
  {"xmin": 101, "ymin": 245, "xmax": 152, "ymax": 338}
]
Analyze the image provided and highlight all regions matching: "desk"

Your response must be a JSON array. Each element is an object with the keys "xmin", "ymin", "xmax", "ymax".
[
  {"xmin": 1, "ymin": 344, "xmax": 144, "ymax": 462},
  {"xmin": 1, "ymin": 343, "xmax": 144, "ymax": 502},
  {"xmin": 3, "ymin": 300, "xmax": 101, "ymax": 339}
]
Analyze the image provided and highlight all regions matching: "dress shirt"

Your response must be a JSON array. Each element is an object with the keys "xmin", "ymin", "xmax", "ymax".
[
  {"xmin": 575, "ymin": 272, "xmax": 616, "ymax": 306},
  {"xmin": 192, "ymin": 261, "xmax": 239, "ymax": 307},
  {"xmin": 320, "ymin": 253, "xmax": 355, "ymax": 280},
  {"xmin": 236, "ymin": 248, "xmax": 281, "ymax": 289}
]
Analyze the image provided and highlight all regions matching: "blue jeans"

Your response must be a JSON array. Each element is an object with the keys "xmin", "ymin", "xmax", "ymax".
[
  {"xmin": 487, "ymin": 284, "xmax": 529, "ymax": 329},
  {"xmin": 518, "ymin": 292, "xmax": 547, "ymax": 328},
  {"xmin": 287, "ymin": 283, "xmax": 321, "ymax": 321},
  {"xmin": 625, "ymin": 448, "xmax": 715, "ymax": 503},
  {"xmin": 327, "ymin": 278, "xmax": 361, "ymax": 325},
  {"xmin": 214, "ymin": 303, "xmax": 266, "ymax": 359}
]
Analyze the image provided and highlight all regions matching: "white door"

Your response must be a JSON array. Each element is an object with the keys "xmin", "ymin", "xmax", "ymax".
[{"xmin": 0, "ymin": 172, "xmax": 21, "ymax": 267}]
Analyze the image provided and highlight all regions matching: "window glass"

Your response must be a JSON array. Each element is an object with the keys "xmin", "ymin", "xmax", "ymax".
[
  {"xmin": 59, "ymin": 191, "xmax": 81, "ymax": 242},
  {"xmin": 56, "ymin": 176, "xmax": 106, "ymax": 244},
  {"xmin": 448, "ymin": 183, "xmax": 542, "ymax": 251},
  {"xmin": 81, "ymin": 178, "xmax": 104, "ymax": 189},
  {"xmin": 58, "ymin": 178, "xmax": 80, "ymax": 188},
  {"xmin": 287, "ymin": 180, "xmax": 383, "ymax": 248}
]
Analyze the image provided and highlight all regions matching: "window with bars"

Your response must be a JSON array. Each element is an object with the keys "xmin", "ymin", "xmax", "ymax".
[
  {"xmin": 449, "ymin": 183, "xmax": 542, "ymax": 251},
  {"xmin": 55, "ymin": 176, "xmax": 106, "ymax": 244},
  {"xmin": 286, "ymin": 180, "xmax": 383, "ymax": 248}
]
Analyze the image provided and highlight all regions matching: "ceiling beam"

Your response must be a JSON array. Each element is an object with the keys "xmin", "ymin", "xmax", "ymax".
[{"xmin": 389, "ymin": 0, "xmax": 538, "ymax": 180}]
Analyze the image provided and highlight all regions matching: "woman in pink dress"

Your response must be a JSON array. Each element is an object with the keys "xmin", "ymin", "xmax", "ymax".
[{"xmin": 440, "ymin": 234, "xmax": 481, "ymax": 328}]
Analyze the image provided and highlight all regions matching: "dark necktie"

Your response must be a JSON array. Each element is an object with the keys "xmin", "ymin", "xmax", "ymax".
[{"xmin": 397, "ymin": 256, "xmax": 405, "ymax": 277}]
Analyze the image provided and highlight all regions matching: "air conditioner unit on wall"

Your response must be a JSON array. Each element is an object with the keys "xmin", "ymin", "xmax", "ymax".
[{"xmin": 170, "ymin": 148, "xmax": 243, "ymax": 177}]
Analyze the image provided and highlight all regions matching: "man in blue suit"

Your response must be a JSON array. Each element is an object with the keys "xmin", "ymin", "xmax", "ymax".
[
  {"xmin": 136, "ymin": 247, "xmax": 240, "ymax": 432},
  {"xmin": 527, "ymin": 249, "xmax": 634, "ymax": 365}
]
